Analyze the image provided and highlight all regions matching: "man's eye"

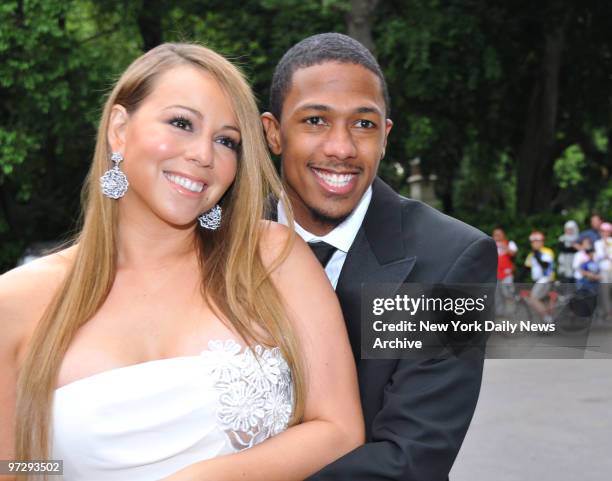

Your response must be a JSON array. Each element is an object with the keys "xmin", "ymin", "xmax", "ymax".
[
  {"xmin": 170, "ymin": 116, "xmax": 193, "ymax": 131},
  {"xmin": 355, "ymin": 119, "xmax": 375, "ymax": 128},
  {"xmin": 215, "ymin": 136, "xmax": 239, "ymax": 151},
  {"xmin": 305, "ymin": 116, "xmax": 325, "ymax": 126}
]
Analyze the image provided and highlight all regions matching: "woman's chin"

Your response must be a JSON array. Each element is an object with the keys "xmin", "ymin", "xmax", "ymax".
[
  {"xmin": 154, "ymin": 211, "xmax": 200, "ymax": 231},
  {"xmin": 167, "ymin": 218, "xmax": 199, "ymax": 231}
]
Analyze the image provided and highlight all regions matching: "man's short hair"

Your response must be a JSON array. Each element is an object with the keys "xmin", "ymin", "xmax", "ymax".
[{"xmin": 269, "ymin": 32, "xmax": 390, "ymax": 119}]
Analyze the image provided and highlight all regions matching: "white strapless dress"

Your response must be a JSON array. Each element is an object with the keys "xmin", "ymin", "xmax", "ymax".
[{"xmin": 52, "ymin": 339, "xmax": 293, "ymax": 481}]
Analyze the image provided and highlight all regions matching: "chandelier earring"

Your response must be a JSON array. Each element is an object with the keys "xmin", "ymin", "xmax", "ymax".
[
  {"xmin": 100, "ymin": 152, "xmax": 129, "ymax": 199},
  {"xmin": 198, "ymin": 204, "xmax": 222, "ymax": 230}
]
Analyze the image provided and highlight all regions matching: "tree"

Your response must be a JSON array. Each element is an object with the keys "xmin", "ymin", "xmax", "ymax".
[
  {"xmin": 346, "ymin": 0, "xmax": 380, "ymax": 53},
  {"xmin": 374, "ymin": 0, "xmax": 611, "ymax": 216},
  {"xmin": 1, "ymin": 0, "xmax": 610, "ymax": 271}
]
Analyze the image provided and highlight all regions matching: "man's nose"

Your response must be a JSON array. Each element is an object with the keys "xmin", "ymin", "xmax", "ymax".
[{"xmin": 322, "ymin": 124, "xmax": 357, "ymax": 160}]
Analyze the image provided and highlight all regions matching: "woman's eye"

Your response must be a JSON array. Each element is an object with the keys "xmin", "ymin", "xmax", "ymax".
[
  {"xmin": 356, "ymin": 119, "xmax": 375, "ymax": 128},
  {"xmin": 215, "ymin": 136, "xmax": 239, "ymax": 151},
  {"xmin": 305, "ymin": 116, "xmax": 325, "ymax": 126},
  {"xmin": 170, "ymin": 116, "xmax": 193, "ymax": 131}
]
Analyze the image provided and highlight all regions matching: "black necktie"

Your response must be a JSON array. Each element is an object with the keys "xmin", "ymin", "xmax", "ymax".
[{"xmin": 308, "ymin": 241, "xmax": 336, "ymax": 268}]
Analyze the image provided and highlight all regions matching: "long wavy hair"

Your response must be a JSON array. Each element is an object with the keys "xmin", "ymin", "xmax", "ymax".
[{"xmin": 15, "ymin": 43, "xmax": 302, "ymax": 466}]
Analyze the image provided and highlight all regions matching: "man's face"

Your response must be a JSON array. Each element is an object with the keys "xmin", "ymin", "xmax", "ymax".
[
  {"xmin": 492, "ymin": 229, "xmax": 505, "ymax": 242},
  {"xmin": 591, "ymin": 215, "xmax": 602, "ymax": 230},
  {"xmin": 530, "ymin": 238, "xmax": 544, "ymax": 250},
  {"xmin": 262, "ymin": 62, "xmax": 392, "ymax": 235}
]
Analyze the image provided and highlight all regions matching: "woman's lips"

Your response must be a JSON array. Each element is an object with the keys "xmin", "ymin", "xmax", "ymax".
[{"xmin": 163, "ymin": 171, "xmax": 207, "ymax": 197}]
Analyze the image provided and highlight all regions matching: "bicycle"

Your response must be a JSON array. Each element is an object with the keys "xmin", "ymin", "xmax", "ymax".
[{"xmin": 494, "ymin": 282, "xmax": 532, "ymax": 337}]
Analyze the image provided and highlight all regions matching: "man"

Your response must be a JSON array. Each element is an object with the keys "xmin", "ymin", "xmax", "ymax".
[
  {"xmin": 577, "ymin": 213, "xmax": 603, "ymax": 245},
  {"xmin": 262, "ymin": 33, "xmax": 497, "ymax": 481},
  {"xmin": 524, "ymin": 231, "xmax": 555, "ymax": 323}
]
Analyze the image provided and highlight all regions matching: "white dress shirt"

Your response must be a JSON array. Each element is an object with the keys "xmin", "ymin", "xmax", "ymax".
[{"xmin": 278, "ymin": 187, "xmax": 372, "ymax": 289}]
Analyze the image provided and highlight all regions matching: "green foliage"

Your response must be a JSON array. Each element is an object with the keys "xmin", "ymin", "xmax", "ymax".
[
  {"xmin": 594, "ymin": 180, "xmax": 612, "ymax": 215},
  {"xmin": 0, "ymin": 0, "xmax": 610, "ymax": 272},
  {"xmin": 0, "ymin": 0, "xmax": 140, "ymax": 271},
  {"xmin": 554, "ymin": 145, "xmax": 585, "ymax": 189}
]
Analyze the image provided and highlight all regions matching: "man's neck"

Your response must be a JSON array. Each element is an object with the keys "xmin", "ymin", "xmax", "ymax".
[
  {"xmin": 288, "ymin": 196, "xmax": 338, "ymax": 237},
  {"xmin": 278, "ymin": 184, "xmax": 373, "ymax": 245},
  {"xmin": 294, "ymin": 213, "xmax": 337, "ymax": 237}
]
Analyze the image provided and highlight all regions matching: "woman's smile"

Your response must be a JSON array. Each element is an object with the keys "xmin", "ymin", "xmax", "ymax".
[{"xmin": 163, "ymin": 171, "xmax": 207, "ymax": 196}]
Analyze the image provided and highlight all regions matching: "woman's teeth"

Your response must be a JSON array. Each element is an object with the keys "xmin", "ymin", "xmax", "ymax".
[
  {"xmin": 313, "ymin": 169, "xmax": 355, "ymax": 187},
  {"xmin": 165, "ymin": 173, "xmax": 204, "ymax": 193}
]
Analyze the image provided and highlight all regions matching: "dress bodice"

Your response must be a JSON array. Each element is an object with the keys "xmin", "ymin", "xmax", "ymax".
[{"xmin": 52, "ymin": 340, "xmax": 293, "ymax": 481}]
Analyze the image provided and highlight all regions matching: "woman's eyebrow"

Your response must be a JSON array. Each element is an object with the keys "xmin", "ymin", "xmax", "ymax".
[
  {"xmin": 163, "ymin": 104, "xmax": 203, "ymax": 118},
  {"xmin": 163, "ymin": 105, "xmax": 240, "ymax": 134},
  {"xmin": 223, "ymin": 125, "xmax": 241, "ymax": 135}
]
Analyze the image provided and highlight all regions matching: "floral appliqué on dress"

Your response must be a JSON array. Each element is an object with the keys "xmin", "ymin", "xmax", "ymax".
[{"xmin": 201, "ymin": 339, "xmax": 293, "ymax": 450}]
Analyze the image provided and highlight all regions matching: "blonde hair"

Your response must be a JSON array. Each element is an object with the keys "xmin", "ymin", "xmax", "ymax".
[{"xmin": 15, "ymin": 43, "xmax": 303, "ymax": 465}]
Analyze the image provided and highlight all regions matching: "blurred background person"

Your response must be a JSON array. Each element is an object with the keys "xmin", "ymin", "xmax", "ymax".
[
  {"xmin": 557, "ymin": 220, "xmax": 579, "ymax": 282},
  {"xmin": 573, "ymin": 237, "xmax": 594, "ymax": 283},
  {"xmin": 524, "ymin": 231, "xmax": 555, "ymax": 323},
  {"xmin": 594, "ymin": 222, "xmax": 612, "ymax": 322},
  {"xmin": 493, "ymin": 227, "xmax": 518, "ymax": 284},
  {"xmin": 577, "ymin": 213, "xmax": 603, "ymax": 246},
  {"xmin": 493, "ymin": 227, "xmax": 518, "ymax": 316},
  {"xmin": 577, "ymin": 245, "xmax": 601, "ymax": 294}
]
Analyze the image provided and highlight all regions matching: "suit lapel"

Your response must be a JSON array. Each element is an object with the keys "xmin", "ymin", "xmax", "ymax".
[
  {"xmin": 272, "ymin": 179, "xmax": 416, "ymax": 363},
  {"xmin": 336, "ymin": 178, "xmax": 416, "ymax": 364}
]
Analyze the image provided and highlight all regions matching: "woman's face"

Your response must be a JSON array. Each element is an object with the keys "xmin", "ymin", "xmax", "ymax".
[{"xmin": 109, "ymin": 65, "xmax": 240, "ymax": 228}]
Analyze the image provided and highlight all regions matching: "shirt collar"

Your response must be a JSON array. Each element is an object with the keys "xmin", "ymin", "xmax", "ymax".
[{"xmin": 277, "ymin": 186, "xmax": 372, "ymax": 253}]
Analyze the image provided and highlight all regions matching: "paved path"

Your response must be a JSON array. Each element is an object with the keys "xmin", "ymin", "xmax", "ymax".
[{"xmin": 451, "ymin": 329, "xmax": 612, "ymax": 481}]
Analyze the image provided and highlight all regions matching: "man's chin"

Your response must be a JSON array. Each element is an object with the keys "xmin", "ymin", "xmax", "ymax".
[{"xmin": 310, "ymin": 206, "xmax": 352, "ymax": 229}]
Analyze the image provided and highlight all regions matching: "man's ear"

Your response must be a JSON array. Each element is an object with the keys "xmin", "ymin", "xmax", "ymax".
[
  {"xmin": 381, "ymin": 118, "xmax": 393, "ymax": 159},
  {"xmin": 383, "ymin": 118, "xmax": 393, "ymax": 150},
  {"xmin": 107, "ymin": 105, "xmax": 129, "ymax": 153},
  {"xmin": 261, "ymin": 112, "xmax": 282, "ymax": 156}
]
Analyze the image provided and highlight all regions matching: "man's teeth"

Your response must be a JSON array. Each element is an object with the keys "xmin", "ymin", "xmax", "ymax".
[
  {"xmin": 313, "ymin": 169, "xmax": 354, "ymax": 187},
  {"xmin": 165, "ymin": 173, "xmax": 204, "ymax": 193}
]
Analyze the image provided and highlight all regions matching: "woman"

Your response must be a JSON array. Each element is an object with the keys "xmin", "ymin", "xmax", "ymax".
[
  {"xmin": 0, "ymin": 43, "xmax": 363, "ymax": 480},
  {"xmin": 492, "ymin": 226, "xmax": 517, "ymax": 284}
]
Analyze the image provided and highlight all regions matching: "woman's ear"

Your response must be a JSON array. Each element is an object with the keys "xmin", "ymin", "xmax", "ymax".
[
  {"xmin": 261, "ymin": 112, "xmax": 282, "ymax": 156},
  {"xmin": 107, "ymin": 105, "xmax": 129, "ymax": 153}
]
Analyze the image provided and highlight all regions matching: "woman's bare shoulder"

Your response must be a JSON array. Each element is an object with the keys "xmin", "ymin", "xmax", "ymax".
[
  {"xmin": 258, "ymin": 220, "xmax": 293, "ymax": 245},
  {"xmin": 0, "ymin": 246, "xmax": 74, "ymax": 294},
  {"xmin": 258, "ymin": 219, "xmax": 335, "ymax": 297},
  {"xmin": 258, "ymin": 220, "xmax": 317, "ymax": 274},
  {"xmin": 0, "ymin": 247, "xmax": 75, "ymax": 345}
]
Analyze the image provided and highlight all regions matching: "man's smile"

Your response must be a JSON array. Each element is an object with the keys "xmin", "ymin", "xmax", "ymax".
[{"xmin": 311, "ymin": 167, "xmax": 360, "ymax": 195}]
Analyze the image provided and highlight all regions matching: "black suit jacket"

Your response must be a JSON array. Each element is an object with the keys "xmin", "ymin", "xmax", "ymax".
[{"xmin": 276, "ymin": 177, "xmax": 497, "ymax": 481}]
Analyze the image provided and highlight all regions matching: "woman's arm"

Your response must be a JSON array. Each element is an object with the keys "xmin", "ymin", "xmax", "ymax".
[
  {"xmin": 161, "ymin": 222, "xmax": 364, "ymax": 481},
  {"xmin": 0, "ymin": 270, "xmax": 23, "ymax": 481},
  {"xmin": 0, "ymin": 253, "xmax": 71, "ymax": 481}
]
